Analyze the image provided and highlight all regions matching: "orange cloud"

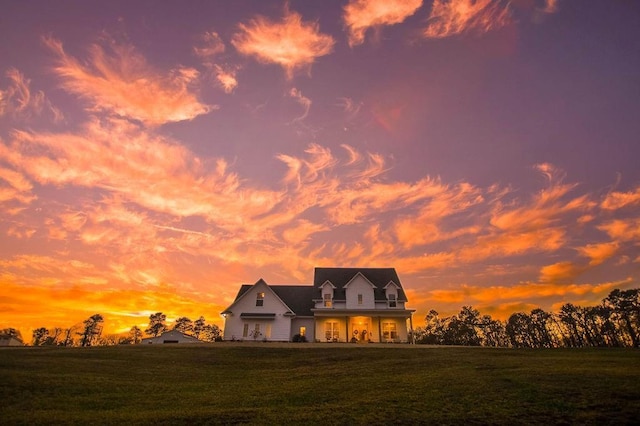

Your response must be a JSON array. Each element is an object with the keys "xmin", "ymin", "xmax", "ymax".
[
  {"xmin": 4, "ymin": 118, "xmax": 281, "ymax": 230},
  {"xmin": 598, "ymin": 218, "xmax": 640, "ymax": 242},
  {"xmin": 214, "ymin": 65, "xmax": 239, "ymax": 93},
  {"xmin": 424, "ymin": 0, "xmax": 512, "ymax": 39},
  {"xmin": 0, "ymin": 68, "xmax": 63, "ymax": 123},
  {"xmin": 539, "ymin": 261, "xmax": 585, "ymax": 283},
  {"xmin": 576, "ymin": 242, "xmax": 619, "ymax": 266},
  {"xmin": 0, "ymin": 165, "xmax": 35, "ymax": 205},
  {"xmin": 232, "ymin": 9, "xmax": 335, "ymax": 79},
  {"xmin": 601, "ymin": 186, "xmax": 640, "ymax": 210},
  {"xmin": 343, "ymin": 0, "xmax": 423, "ymax": 46},
  {"xmin": 43, "ymin": 36, "xmax": 211, "ymax": 125}
]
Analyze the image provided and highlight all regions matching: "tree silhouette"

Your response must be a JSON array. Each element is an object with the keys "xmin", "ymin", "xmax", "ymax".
[
  {"xmin": 79, "ymin": 314, "xmax": 104, "ymax": 347},
  {"xmin": 32, "ymin": 327, "xmax": 49, "ymax": 346},
  {"xmin": 129, "ymin": 326, "xmax": 143, "ymax": 344},
  {"xmin": 173, "ymin": 317, "xmax": 194, "ymax": 334},
  {"xmin": 145, "ymin": 312, "xmax": 167, "ymax": 337}
]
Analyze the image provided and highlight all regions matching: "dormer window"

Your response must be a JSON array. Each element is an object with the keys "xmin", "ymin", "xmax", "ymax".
[
  {"xmin": 323, "ymin": 293, "xmax": 332, "ymax": 308},
  {"xmin": 388, "ymin": 293, "xmax": 397, "ymax": 308},
  {"xmin": 256, "ymin": 292, "xmax": 265, "ymax": 306}
]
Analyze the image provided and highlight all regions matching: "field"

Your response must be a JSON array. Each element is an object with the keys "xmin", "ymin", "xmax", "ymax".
[{"xmin": 1, "ymin": 343, "xmax": 638, "ymax": 425}]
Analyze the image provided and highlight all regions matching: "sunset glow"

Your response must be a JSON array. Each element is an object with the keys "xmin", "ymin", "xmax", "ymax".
[{"xmin": 1, "ymin": 0, "xmax": 639, "ymax": 340}]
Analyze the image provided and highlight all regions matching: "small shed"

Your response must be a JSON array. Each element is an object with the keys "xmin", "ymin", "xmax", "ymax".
[
  {"xmin": 141, "ymin": 329, "xmax": 201, "ymax": 344},
  {"xmin": 0, "ymin": 335, "xmax": 23, "ymax": 347}
]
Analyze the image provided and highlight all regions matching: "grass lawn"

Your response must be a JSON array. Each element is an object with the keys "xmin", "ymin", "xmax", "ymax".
[{"xmin": 1, "ymin": 343, "xmax": 638, "ymax": 425}]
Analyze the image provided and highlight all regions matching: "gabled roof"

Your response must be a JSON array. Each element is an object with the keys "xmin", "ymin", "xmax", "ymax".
[
  {"xmin": 270, "ymin": 285, "xmax": 315, "ymax": 317},
  {"xmin": 313, "ymin": 267, "xmax": 408, "ymax": 302},
  {"xmin": 222, "ymin": 280, "xmax": 315, "ymax": 317}
]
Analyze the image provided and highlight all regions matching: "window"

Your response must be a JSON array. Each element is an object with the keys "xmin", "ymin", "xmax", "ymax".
[
  {"xmin": 323, "ymin": 293, "xmax": 332, "ymax": 308},
  {"xmin": 325, "ymin": 321, "xmax": 339, "ymax": 341},
  {"xmin": 299, "ymin": 326, "xmax": 306, "ymax": 337},
  {"xmin": 242, "ymin": 324, "xmax": 249, "ymax": 338},
  {"xmin": 357, "ymin": 294, "xmax": 363, "ymax": 305},
  {"xmin": 382, "ymin": 322, "xmax": 397, "ymax": 340},
  {"xmin": 388, "ymin": 293, "xmax": 397, "ymax": 308},
  {"xmin": 256, "ymin": 292, "xmax": 265, "ymax": 306}
]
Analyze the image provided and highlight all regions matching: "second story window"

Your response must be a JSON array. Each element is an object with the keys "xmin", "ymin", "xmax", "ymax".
[
  {"xmin": 388, "ymin": 294, "xmax": 397, "ymax": 308},
  {"xmin": 357, "ymin": 294, "xmax": 363, "ymax": 305},
  {"xmin": 323, "ymin": 293, "xmax": 332, "ymax": 308},
  {"xmin": 256, "ymin": 292, "xmax": 265, "ymax": 306}
]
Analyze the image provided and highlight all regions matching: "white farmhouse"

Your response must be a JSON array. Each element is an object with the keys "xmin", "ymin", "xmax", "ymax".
[{"xmin": 221, "ymin": 267, "xmax": 415, "ymax": 343}]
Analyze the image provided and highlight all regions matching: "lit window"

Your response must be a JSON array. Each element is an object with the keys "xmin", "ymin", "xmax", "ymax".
[
  {"xmin": 383, "ymin": 322, "xmax": 397, "ymax": 340},
  {"xmin": 256, "ymin": 292, "xmax": 265, "ymax": 306},
  {"xmin": 299, "ymin": 326, "xmax": 306, "ymax": 337},
  {"xmin": 388, "ymin": 294, "xmax": 397, "ymax": 308},
  {"xmin": 358, "ymin": 294, "xmax": 363, "ymax": 305},
  {"xmin": 323, "ymin": 293, "xmax": 332, "ymax": 308},
  {"xmin": 325, "ymin": 321, "xmax": 339, "ymax": 341},
  {"xmin": 242, "ymin": 324, "xmax": 249, "ymax": 338}
]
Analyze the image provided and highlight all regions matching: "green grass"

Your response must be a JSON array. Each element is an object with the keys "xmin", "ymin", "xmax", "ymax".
[{"xmin": 1, "ymin": 344, "xmax": 638, "ymax": 425}]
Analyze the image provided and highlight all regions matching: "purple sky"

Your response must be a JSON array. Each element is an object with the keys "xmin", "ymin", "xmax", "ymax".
[{"xmin": 1, "ymin": 0, "xmax": 639, "ymax": 335}]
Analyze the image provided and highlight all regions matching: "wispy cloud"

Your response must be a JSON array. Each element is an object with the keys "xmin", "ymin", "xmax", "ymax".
[
  {"xmin": 424, "ymin": 0, "xmax": 512, "ymax": 39},
  {"xmin": 232, "ymin": 9, "xmax": 335, "ymax": 79},
  {"xmin": 0, "ymin": 68, "xmax": 63, "ymax": 123},
  {"xmin": 213, "ymin": 65, "xmax": 239, "ymax": 93},
  {"xmin": 43, "ymin": 36, "xmax": 212, "ymax": 125},
  {"xmin": 288, "ymin": 88, "xmax": 311, "ymax": 123},
  {"xmin": 601, "ymin": 186, "xmax": 640, "ymax": 210},
  {"xmin": 193, "ymin": 31, "xmax": 226, "ymax": 59},
  {"xmin": 3, "ymin": 118, "xmax": 281, "ymax": 230},
  {"xmin": 343, "ymin": 0, "xmax": 423, "ymax": 46}
]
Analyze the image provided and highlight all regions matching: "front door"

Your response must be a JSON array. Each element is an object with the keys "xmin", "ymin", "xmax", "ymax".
[{"xmin": 351, "ymin": 317, "xmax": 370, "ymax": 342}]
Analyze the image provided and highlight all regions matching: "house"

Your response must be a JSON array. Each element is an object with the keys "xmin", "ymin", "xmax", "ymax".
[
  {"xmin": 221, "ymin": 267, "xmax": 415, "ymax": 343},
  {"xmin": 141, "ymin": 329, "xmax": 201, "ymax": 344}
]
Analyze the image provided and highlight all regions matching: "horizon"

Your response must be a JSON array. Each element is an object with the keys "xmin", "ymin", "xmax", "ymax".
[{"xmin": 1, "ymin": 0, "xmax": 639, "ymax": 338}]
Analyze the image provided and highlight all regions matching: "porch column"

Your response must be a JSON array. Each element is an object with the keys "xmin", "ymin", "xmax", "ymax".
[
  {"xmin": 345, "ymin": 316, "xmax": 349, "ymax": 343},
  {"xmin": 409, "ymin": 314, "xmax": 414, "ymax": 344}
]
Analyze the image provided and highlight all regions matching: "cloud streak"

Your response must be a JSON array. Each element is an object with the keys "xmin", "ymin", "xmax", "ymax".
[
  {"xmin": 343, "ymin": 0, "xmax": 423, "ymax": 46},
  {"xmin": 43, "ymin": 36, "xmax": 212, "ymax": 125},
  {"xmin": 424, "ymin": 0, "xmax": 512, "ymax": 38}
]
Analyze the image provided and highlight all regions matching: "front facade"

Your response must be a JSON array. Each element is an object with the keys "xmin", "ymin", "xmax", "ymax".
[
  {"xmin": 222, "ymin": 267, "xmax": 415, "ymax": 343},
  {"xmin": 141, "ymin": 329, "xmax": 201, "ymax": 344}
]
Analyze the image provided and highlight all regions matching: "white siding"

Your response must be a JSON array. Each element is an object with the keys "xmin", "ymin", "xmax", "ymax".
[
  {"xmin": 345, "ymin": 275, "xmax": 375, "ymax": 309},
  {"xmin": 222, "ymin": 281, "xmax": 292, "ymax": 341}
]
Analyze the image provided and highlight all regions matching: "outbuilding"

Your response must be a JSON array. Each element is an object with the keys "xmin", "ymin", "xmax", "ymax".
[{"xmin": 141, "ymin": 329, "xmax": 201, "ymax": 344}]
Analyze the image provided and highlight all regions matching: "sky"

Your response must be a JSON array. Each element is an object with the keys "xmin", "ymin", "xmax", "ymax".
[{"xmin": 1, "ymin": 0, "xmax": 639, "ymax": 337}]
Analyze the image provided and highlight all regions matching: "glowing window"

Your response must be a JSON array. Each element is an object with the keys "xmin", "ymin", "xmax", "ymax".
[{"xmin": 323, "ymin": 293, "xmax": 332, "ymax": 307}]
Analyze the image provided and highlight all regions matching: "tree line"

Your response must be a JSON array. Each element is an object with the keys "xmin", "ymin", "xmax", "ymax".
[
  {"xmin": 413, "ymin": 288, "xmax": 640, "ymax": 348},
  {"xmin": 28, "ymin": 312, "xmax": 221, "ymax": 347}
]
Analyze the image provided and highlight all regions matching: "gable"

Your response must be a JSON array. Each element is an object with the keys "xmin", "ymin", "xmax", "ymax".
[
  {"xmin": 313, "ymin": 267, "xmax": 408, "ymax": 302},
  {"xmin": 221, "ymin": 279, "xmax": 313, "ymax": 316}
]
